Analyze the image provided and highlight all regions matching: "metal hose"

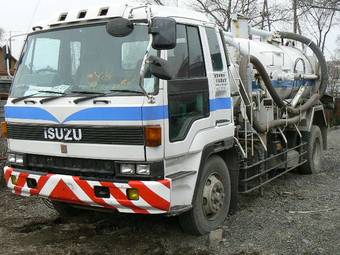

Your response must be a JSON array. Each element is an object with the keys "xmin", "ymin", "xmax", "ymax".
[
  {"xmin": 239, "ymin": 56, "xmax": 302, "ymax": 133},
  {"xmin": 250, "ymin": 55, "xmax": 321, "ymax": 115}
]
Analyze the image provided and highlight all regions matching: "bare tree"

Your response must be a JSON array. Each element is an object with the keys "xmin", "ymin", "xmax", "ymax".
[
  {"xmin": 335, "ymin": 35, "xmax": 340, "ymax": 60},
  {"xmin": 298, "ymin": 0, "xmax": 340, "ymax": 53},
  {"xmin": 190, "ymin": 0, "xmax": 292, "ymax": 31},
  {"xmin": 147, "ymin": 0, "xmax": 165, "ymax": 5}
]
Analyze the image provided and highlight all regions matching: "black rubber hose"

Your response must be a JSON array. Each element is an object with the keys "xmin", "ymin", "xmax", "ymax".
[
  {"xmin": 250, "ymin": 54, "xmax": 321, "ymax": 115},
  {"xmin": 249, "ymin": 56, "xmax": 285, "ymax": 109},
  {"xmin": 238, "ymin": 56, "xmax": 302, "ymax": 133},
  {"xmin": 278, "ymin": 31, "xmax": 328, "ymax": 115},
  {"xmin": 279, "ymin": 31, "xmax": 328, "ymax": 97},
  {"xmin": 244, "ymin": 33, "xmax": 328, "ymax": 116}
]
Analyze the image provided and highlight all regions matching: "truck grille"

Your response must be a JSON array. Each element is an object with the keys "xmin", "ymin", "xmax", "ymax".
[
  {"xmin": 7, "ymin": 124, "xmax": 145, "ymax": 146},
  {"xmin": 25, "ymin": 154, "xmax": 116, "ymax": 179}
]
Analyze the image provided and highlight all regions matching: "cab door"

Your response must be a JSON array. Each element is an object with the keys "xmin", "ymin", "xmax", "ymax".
[{"xmin": 164, "ymin": 24, "xmax": 213, "ymax": 159}]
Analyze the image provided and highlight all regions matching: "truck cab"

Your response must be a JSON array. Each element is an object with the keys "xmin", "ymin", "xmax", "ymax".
[{"xmin": 2, "ymin": 4, "xmax": 328, "ymax": 236}]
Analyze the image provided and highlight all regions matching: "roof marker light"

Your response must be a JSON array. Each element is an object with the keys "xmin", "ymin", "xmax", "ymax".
[
  {"xmin": 59, "ymin": 13, "xmax": 68, "ymax": 21},
  {"xmin": 78, "ymin": 10, "xmax": 87, "ymax": 19},
  {"xmin": 98, "ymin": 7, "xmax": 109, "ymax": 16}
]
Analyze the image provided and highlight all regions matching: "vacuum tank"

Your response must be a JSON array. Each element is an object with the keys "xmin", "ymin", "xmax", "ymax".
[{"xmin": 224, "ymin": 16, "xmax": 328, "ymax": 133}]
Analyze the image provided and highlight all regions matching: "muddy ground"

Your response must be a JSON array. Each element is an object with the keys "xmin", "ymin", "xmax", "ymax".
[{"xmin": 0, "ymin": 129, "xmax": 339, "ymax": 255}]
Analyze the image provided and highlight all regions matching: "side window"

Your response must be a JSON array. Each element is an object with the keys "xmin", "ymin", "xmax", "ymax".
[
  {"xmin": 167, "ymin": 25, "xmax": 206, "ymax": 79},
  {"xmin": 167, "ymin": 25, "xmax": 189, "ymax": 78},
  {"xmin": 168, "ymin": 25, "xmax": 209, "ymax": 142},
  {"xmin": 187, "ymin": 26, "xmax": 206, "ymax": 77},
  {"xmin": 206, "ymin": 28, "xmax": 223, "ymax": 71}
]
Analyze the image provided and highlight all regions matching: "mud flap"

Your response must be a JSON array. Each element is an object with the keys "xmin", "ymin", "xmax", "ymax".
[{"xmin": 226, "ymin": 149, "xmax": 240, "ymax": 215}]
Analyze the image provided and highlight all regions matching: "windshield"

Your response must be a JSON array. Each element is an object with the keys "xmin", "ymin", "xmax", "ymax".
[{"xmin": 11, "ymin": 24, "xmax": 157, "ymax": 98}]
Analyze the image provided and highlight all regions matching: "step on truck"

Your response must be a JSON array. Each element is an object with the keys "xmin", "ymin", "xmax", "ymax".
[{"xmin": 1, "ymin": 4, "xmax": 328, "ymax": 235}]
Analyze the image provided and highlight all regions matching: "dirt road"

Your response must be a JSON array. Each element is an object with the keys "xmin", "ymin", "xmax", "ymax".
[{"xmin": 0, "ymin": 129, "xmax": 339, "ymax": 255}]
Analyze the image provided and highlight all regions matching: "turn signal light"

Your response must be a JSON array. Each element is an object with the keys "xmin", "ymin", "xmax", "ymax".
[
  {"xmin": 1, "ymin": 122, "xmax": 8, "ymax": 138},
  {"xmin": 145, "ymin": 125, "xmax": 162, "ymax": 147},
  {"xmin": 11, "ymin": 175, "xmax": 18, "ymax": 185},
  {"xmin": 127, "ymin": 188, "xmax": 139, "ymax": 201}
]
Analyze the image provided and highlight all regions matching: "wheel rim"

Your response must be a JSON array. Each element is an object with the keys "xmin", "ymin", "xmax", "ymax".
[
  {"xmin": 313, "ymin": 138, "xmax": 321, "ymax": 169},
  {"xmin": 202, "ymin": 173, "xmax": 225, "ymax": 220}
]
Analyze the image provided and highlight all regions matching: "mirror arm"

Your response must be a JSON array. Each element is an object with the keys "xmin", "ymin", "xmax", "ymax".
[
  {"xmin": 138, "ymin": 33, "xmax": 155, "ymax": 103},
  {"xmin": 3, "ymin": 43, "xmax": 13, "ymax": 79},
  {"xmin": 6, "ymin": 58, "xmax": 13, "ymax": 79}
]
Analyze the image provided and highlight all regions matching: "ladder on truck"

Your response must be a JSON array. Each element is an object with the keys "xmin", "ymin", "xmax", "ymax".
[{"xmin": 228, "ymin": 64, "xmax": 308, "ymax": 194}]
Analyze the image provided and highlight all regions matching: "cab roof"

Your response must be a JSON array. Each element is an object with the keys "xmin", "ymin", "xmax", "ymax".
[{"xmin": 34, "ymin": 4, "xmax": 211, "ymax": 30}]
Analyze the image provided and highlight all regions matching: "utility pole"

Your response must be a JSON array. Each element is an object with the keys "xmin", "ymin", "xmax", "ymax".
[
  {"xmin": 261, "ymin": 0, "xmax": 266, "ymax": 30},
  {"xmin": 293, "ymin": 0, "xmax": 298, "ymax": 33},
  {"xmin": 261, "ymin": 0, "xmax": 270, "ymax": 31}
]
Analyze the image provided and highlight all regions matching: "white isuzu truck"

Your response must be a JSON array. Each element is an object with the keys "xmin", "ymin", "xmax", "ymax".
[{"xmin": 1, "ymin": 4, "xmax": 328, "ymax": 235}]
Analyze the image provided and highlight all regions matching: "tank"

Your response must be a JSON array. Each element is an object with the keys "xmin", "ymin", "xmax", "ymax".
[{"xmin": 226, "ymin": 17, "xmax": 320, "ymax": 103}]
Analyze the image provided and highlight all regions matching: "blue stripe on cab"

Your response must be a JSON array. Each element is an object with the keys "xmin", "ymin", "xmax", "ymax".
[
  {"xmin": 210, "ymin": 97, "xmax": 232, "ymax": 111},
  {"xmin": 142, "ymin": 106, "xmax": 168, "ymax": 121},
  {"xmin": 4, "ymin": 97, "xmax": 233, "ymax": 123},
  {"xmin": 5, "ymin": 106, "xmax": 59, "ymax": 123},
  {"xmin": 64, "ymin": 107, "xmax": 143, "ymax": 122}
]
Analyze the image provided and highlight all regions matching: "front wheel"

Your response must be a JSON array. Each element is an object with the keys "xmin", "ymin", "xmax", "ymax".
[{"xmin": 179, "ymin": 156, "xmax": 231, "ymax": 235}]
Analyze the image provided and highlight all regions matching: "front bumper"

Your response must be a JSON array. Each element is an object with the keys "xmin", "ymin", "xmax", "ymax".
[{"xmin": 3, "ymin": 167, "xmax": 171, "ymax": 214}]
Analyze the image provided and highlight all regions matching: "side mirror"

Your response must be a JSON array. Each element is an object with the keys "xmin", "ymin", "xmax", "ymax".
[
  {"xmin": 148, "ymin": 56, "xmax": 172, "ymax": 80},
  {"xmin": 150, "ymin": 17, "xmax": 177, "ymax": 50},
  {"xmin": 106, "ymin": 17, "xmax": 134, "ymax": 37},
  {"xmin": 2, "ymin": 45, "xmax": 12, "ymax": 70}
]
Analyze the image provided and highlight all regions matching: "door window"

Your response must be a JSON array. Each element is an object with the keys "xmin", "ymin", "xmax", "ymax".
[
  {"xmin": 167, "ymin": 25, "xmax": 209, "ymax": 142},
  {"xmin": 187, "ymin": 26, "xmax": 206, "ymax": 77},
  {"xmin": 206, "ymin": 28, "xmax": 223, "ymax": 71}
]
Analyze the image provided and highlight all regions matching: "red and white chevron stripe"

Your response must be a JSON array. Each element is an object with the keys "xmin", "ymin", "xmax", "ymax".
[{"xmin": 3, "ymin": 167, "xmax": 171, "ymax": 214}]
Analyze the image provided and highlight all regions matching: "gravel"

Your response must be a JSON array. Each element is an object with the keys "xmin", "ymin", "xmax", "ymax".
[{"xmin": 0, "ymin": 129, "xmax": 339, "ymax": 255}]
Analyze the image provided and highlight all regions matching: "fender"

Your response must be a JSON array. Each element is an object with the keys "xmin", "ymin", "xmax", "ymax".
[
  {"xmin": 191, "ymin": 137, "xmax": 240, "ymax": 214},
  {"xmin": 299, "ymin": 105, "xmax": 328, "ymax": 149}
]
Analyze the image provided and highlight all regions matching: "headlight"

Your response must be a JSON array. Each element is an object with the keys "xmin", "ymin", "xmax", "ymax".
[
  {"xmin": 16, "ymin": 155, "xmax": 24, "ymax": 165},
  {"xmin": 7, "ymin": 153, "xmax": 24, "ymax": 166},
  {"xmin": 8, "ymin": 153, "xmax": 16, "ymax": 163},
  {"xmin": 120, "ymin": 164, "xmax": 135, "ymax": 175},
  {"xmin": 119, "ymin": 163, "xmax": 151, "ymax": 176},
  {"xmin": 136, "ymin": 164, "xmax": 150, "ymax": 176}
]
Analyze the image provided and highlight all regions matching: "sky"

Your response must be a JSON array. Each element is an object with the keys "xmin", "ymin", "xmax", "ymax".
[{"xmin": 0, "ymin": 0, "xmax": 338, "ymax": 59}]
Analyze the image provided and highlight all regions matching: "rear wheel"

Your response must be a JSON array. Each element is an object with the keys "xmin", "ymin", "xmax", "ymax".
[
  {"xmin": 0, "ymin": 161, "xmax": 6, "ymax": 188},
  {"xmin": 299, "ymin": 125, "xmax": 323, "ymax": 174},
  {"xmin": 179, "ymin": 156, "xmax": 231, "ymax": 235}
]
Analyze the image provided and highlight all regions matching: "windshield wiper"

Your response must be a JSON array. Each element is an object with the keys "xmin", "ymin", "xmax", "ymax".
[
  {"xmin": 73, "ymin": 89, "xmax": 145, "ymax": 104},
  {"xmin": 71, "ymin": 90, "xmax": 105, "ymax": 95},
  {"xmin": 12, "ymin": 91, "xmax": 66, "ymax": 104},
  {"xmin": 73, "ymin": 92, "xmax": 107, "ymax": 104},
  {"xmin": 40, "ymin": 90, "xmax": 102, "ymax": 104},
  {"xmin": 109, "ymin": 89, "xmax": 144, "ymax": 95}
]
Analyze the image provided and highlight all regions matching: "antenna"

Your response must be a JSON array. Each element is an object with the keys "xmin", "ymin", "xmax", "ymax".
[{"xmin": 27, "ymin": 0, "xmax": 41, "ymax": 33}]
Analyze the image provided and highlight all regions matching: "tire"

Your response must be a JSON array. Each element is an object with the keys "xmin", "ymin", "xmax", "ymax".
[
  {"xmin": 298, "ymin": 125, "xmax": 323, "ymax": 174},
  {"xmin": 0, "ymin": 161, "xmax": 6, "ymax": 189},
  {"xmin": 51, "ymin": 201, "xmax": 84, "ymax": 218},
  {"xmin": 179, "ymin": 156, "xmax": 231, "ymax": 236},
  {"xmin": 0, "ymin": 170, "xmax": 4, "ymax": 188}
]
